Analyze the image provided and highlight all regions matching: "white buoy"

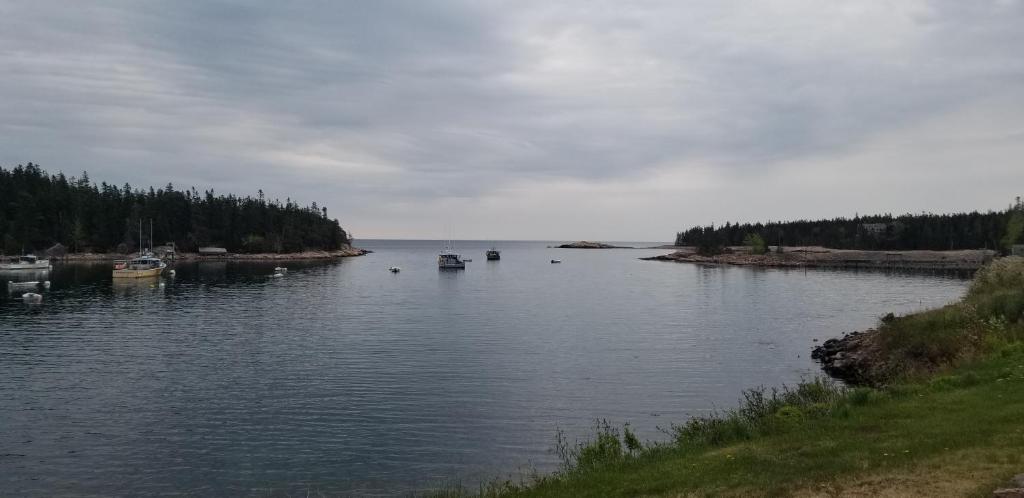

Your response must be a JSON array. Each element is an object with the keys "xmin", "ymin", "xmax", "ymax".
[
  {"xmin": 22, "ymin": 292, "xmax": 42, "ymax": 304},
  {"xmin": 168, "ymin": 269, "xmax": 176, "ymax": 277},
  {"xmin": 43, "ymin": 281, "xmax": 51, "ymax": 289}
]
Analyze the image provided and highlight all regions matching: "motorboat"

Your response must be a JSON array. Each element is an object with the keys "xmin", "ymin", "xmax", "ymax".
[
  {"xmin": 486, "ymin": 248, "xmax": 500, "ymax": 261},
  {"xmin": 0, "ymin": 255, "xmax": 51, "ymax": 271},
  {"xmin": 274, "ymin": 266, "xmax": 288, "ymax": 273},
  {"xmin": 22, "ymin": 292, "xmax": 42, "ymax": 304},
  {"xmin": 389, "ymin": 266, "xmax": 401, "ymax": 273},
  {"xmin": 550, "ymin": 259, "xmax": 562, "ymax": 264}
]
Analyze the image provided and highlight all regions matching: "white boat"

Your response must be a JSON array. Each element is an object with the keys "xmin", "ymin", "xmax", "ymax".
[
  {"xmin": 274, "ymin": 266, "xmax": 288, "ymax": 273},
  {"xmin": 389, "ymin": 266, "xmax": 401, "ymax": 273},
  {"xmin": 113, "ymin": 256, "xmax": 167, "ymax": 279},
  {"xmin": 22, "ymin": 292, "xmax": 42, "ymax": 304},
  {"xmin": 0, "ymin": 255, "xmax": 51, "ymax": 271}
]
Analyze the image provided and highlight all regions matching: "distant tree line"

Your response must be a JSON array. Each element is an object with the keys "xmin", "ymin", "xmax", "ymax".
[
  {"xmin": 0, "ymin": 163, "xmax": 351, "ymax": 255},
  {"xmin": 676, "ymin": 199, "xmax": 1024, "ymax": 255}
]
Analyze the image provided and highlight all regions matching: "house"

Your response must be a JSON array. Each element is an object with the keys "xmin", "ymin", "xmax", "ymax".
[{"xmin": 860, "ymin": 223, "xmax": 889, "ymax": 236}]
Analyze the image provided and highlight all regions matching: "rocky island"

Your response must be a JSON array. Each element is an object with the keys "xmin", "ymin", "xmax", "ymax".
[{"xmin": 555, "ymin": 241, "xmax": 632, "ymax": 249}]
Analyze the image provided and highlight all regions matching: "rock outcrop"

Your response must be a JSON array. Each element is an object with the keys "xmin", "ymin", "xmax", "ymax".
[{"xmin": 811, "ymin": 330, "xmax": 886, "ymax": 386}]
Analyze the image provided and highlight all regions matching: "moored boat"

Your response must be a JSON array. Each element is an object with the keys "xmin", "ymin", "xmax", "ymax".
[
  {"xmin": 0, "ymin": 255, "xmax": 51, "ymax": 271},
  {"xmin": 486, "ymin": 248, "xmax": 500, "ymax": 261},
  {"xmin": 112, "ymin": 256, "xmax": 166, "ymax": 278}
]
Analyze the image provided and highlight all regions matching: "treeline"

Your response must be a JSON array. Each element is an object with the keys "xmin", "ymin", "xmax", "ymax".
[
  {"xmin": 676, "ymin": 200, "xmax": 1024, "ymax": 254},
  {"xmin": 0, "ymin": 163, "xmax": 351, "ymax": 255}
]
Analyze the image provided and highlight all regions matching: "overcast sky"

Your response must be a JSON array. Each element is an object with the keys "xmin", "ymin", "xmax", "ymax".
[{"xmin": 1, "ymin": 1, "xmax": 1022, "ymax": 241}]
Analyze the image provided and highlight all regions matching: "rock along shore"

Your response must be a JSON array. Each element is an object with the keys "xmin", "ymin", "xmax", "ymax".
[
  {"xmin": 810, "ymin": 329, "xmax": 886, "ymax": 386},
  {"xmin": 54, "ymin": 246, "xmax": 370, "ymax": 262}
]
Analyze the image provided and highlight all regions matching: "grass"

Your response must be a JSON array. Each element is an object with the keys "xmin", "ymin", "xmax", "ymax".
[{"xmin": 425, "ymin": 257, "xmax": 1024, "ymax": 498}]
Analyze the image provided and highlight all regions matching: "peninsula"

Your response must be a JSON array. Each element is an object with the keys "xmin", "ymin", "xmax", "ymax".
[{"xmin": 0, "ymin": 163, "xmax": 366, "ymax": 259}]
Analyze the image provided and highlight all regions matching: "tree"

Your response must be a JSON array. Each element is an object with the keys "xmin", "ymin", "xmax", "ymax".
[{"xmin": 743, "ymin": 233, "xmax": 767, "ymax": 255}]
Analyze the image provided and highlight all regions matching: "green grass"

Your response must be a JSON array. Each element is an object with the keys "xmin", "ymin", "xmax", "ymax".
[{"xmin": 426, "ymin": 257, "xmax": 1024, "ymax": 498}]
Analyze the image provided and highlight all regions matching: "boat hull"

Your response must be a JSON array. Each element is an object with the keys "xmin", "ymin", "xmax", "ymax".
[
  {"xmin": 112, "ymin": 267, "xmax": 164, "ymax": 279},
  {"xmin": 0, "ymin": 262, "xmax": 51, "ymax": 271}
]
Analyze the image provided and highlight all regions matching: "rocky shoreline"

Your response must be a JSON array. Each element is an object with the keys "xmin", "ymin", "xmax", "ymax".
[
  {"xmin": 643, "ymin": 246, "xmax": 996, "ymax": 271},
  {"xmin": 811, "ymin": 329, "xmax": 886, "ymax": 386},
  {"xmin": 53, "ymin": 246, "xmax": 370, "ymax": 262}
]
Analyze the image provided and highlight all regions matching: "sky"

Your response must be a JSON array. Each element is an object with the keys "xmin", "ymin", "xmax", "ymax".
[{"xmin": 1, "ymin": 1, "xmax": 1022, "ymax": 241}]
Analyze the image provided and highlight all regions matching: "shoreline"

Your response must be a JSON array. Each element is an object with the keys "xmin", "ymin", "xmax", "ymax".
[
  {"xmin": 49, "ymin": 246, "xmax": 370, "ymax": 263},
  {"xmin": 642, "ymin": 246, "xmax": 997, "ymax": 271}
]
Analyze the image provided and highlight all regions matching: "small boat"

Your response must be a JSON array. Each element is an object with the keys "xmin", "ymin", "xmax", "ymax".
[
  {"xmin": 274, "ymin": 266, "xmax": 288, "ymax": 273},
  {"xmin": 113, "ymin": 220, "xmax": 166, "ymax": 278},
  {"xmin": 22, "ymin": 292, "xmax": 42, "ymax": 304},
  {"xmin": 113, "ymin": 256, "xmax": 167, "ymax": 278},
  {"xmin": 389, "ymin": 266, "xmax": 401, "ymax": 273},
  {"xmin": 486, "ymin": 248, "xmax": 500, "ymax": 261},
  {"xmin": 271, "ymin": 272, "xmax": 284, "ymax": 278},
  {"xmin": 7, "ymin": 281, "xmax": 43, "ymax": 292},
  {"xmin": 439, "ymin": 251, "xmax": 466, "ymax": 269},
  {"xmin": 550, "ymin": 259, "xmax": 561, "ymax": 264},
  {"xmin": 0, "ymin": 255, "xmax": 51, "ymax": 271}
]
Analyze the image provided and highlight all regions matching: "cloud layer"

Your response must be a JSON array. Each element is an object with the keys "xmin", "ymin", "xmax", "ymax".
[{"xmin": 2, "ymin": 1, "xmax": 1022, "ymax": 240}]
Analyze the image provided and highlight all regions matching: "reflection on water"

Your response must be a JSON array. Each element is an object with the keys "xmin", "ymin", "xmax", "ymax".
[{"xmin": 0, "ymin": 241, "xmax": 971, "ymax": 496}]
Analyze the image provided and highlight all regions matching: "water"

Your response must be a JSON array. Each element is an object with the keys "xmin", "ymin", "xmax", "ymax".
[{"xmin": 0, "ymin": 240, "xmax": 969, "ymax": 496}]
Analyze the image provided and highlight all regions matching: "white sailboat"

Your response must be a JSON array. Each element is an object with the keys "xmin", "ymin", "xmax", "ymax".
[{"xmin": 113, "ymin": 220, "xmax": 167, "ymax": 279}]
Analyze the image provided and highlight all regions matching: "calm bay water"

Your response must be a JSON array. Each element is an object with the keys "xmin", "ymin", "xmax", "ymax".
[{"xmin": 1, "ymin": 240, "xmax": 969, "ymax": 496}]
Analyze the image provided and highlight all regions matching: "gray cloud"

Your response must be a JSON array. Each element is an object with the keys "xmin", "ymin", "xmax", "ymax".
[{"xmin": 1, "ymin": 1, "xmax": 1022, "ymax": 239}]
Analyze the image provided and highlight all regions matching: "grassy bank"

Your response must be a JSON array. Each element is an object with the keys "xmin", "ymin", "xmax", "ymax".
[{"xmin": 433, "ymin": 257, "xmax": 1024, "ymax": 497}]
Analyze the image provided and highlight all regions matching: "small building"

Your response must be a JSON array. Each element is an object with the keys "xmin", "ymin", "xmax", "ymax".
[
  {"xmin": 198, "ymin": 247, "xmax": 228, "ymax": 257},
  {"xmin": 1013, "ymin": 245, "xmax": 1024, "ymax": 257},
  {"xmin": 860, "ymin": 223, "xmax": 889, "ymax": 236}
]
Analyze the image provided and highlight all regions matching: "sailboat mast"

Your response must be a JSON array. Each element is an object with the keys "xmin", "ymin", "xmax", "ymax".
[
  {"xmin": 138, "ymin": 219, "xmax": 142, "ymax": 256},
  {"xmin": 150, "ymin": 219, "xmax": 153, "ymax": 253}
]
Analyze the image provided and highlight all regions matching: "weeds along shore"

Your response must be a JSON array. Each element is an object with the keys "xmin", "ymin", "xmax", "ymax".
[{"xmin": 428, "ymin": 256, "xmax": 1024, "ymax": 498}]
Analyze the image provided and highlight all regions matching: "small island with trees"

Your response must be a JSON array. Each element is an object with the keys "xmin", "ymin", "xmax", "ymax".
[{"xmin": 0, "ymin": 163, "xmax": 366, "ymax": 260}]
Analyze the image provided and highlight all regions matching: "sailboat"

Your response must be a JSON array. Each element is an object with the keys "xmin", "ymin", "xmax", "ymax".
[{"xmin": 113, "ymin": 220, "xmax": 167, "ymax": 278}]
